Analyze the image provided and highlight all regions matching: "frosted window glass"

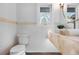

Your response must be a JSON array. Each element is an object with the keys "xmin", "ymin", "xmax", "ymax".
[{"xmin": 40, "ymin": 7, "xmax": 50, "ymax": 12}]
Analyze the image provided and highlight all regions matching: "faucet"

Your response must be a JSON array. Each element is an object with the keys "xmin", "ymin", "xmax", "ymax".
[{"xmin": 67, "ymin": 19, "xmax": 79, "ymax": 29}]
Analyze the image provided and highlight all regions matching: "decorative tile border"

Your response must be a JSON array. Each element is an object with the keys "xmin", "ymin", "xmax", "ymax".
[
  {"xmin": 0, "ymin": 17, "xmax": 16, "ymax": 24},
  {"xmin": 0, "ymin": 17, "xmax": 37, "ymax": 25},
  {"xmin": 17, "ymin": 22, "xmax": 37, "ymax": 25}
]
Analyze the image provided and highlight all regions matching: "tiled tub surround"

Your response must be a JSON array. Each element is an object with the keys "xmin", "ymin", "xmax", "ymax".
[
  {"xmin": 48, "ymin": 29, "xmax": 79, "ymax": 55},
  {"xmin": 0, "ymin": 17, "xmax": 17, "ymax": 54}
]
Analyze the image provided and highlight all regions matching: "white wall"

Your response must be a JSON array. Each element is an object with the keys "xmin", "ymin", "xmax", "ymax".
[
  {"xmin": 16, "ymin": 3, "xmax": 37, "ymax": 23},
  {"xmin": 16, "ymin": 3, "xmax": 37, "ymax": 38},
  {"xmin": 53, "ymin": 4, "xmax": 60, "ymax": 30},
  {"xmin": 76, "ymin": 5, "xmax": 79, "ymax": 29},
  {"xmin": 0, "ymin": 3, "xmax": 16, "ymax": 54},
  {"xmin": 0, "ymin": 3, "xmax": 16, "ymax": 20},
  {"xmin": 0, "ymin": 22, "xmax": 16, "ymax": 54}
]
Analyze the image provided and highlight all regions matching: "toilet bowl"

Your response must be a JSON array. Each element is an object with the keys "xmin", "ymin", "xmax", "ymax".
[
  {"xmin": 10, "ymin": 45, "xmax": 25, "ymax": 55},
  {"xmin": 10, "ymin": 35, "xmax": 29, "ymax": 55}
]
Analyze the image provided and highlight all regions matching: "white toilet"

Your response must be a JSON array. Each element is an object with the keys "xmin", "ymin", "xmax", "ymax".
[{"xmin": 10, "ymin": 35, "xmax": 29, "ymax": 55}]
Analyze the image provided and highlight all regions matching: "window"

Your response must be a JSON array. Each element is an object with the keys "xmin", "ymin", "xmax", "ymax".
[
  {"xmin": 67, "ymin": 7, "xmax": 76, "ymax": 19},
  {"xmin": 67, "ymin": 7, "xmax": 75, "ymax": 12},
  {"xmin": 40, "ymin": 7, "xmax": 50, "ymax": 12},
  {"xmin": 40, "ymin": 7, "xmax": 50, "ymax": 25}
]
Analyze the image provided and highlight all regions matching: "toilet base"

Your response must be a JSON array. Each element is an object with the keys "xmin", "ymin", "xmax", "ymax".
[{"xmin": 10, "ymin": 45, "xmax": 25, "ymax": 55}]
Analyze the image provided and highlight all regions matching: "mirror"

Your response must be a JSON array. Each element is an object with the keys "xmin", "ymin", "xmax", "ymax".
[{"xmin": 64, "ymin": 3, "xmax": 79, "ymax": 29}]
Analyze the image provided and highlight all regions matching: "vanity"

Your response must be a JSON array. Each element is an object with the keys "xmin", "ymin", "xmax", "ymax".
[{"xmin": 48, "ymin": 29, "xmax": 79, "ymax": 55}]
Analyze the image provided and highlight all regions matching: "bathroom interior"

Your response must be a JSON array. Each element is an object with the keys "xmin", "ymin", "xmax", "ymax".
[{"xmin": 0, "ymin": 3, "xmax": 79, "ymax": 55}]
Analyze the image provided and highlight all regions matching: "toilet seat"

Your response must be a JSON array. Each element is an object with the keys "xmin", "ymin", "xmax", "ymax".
[{"xmin": 10, "ymin": 45, "xmax": 25, "ymax": 55}]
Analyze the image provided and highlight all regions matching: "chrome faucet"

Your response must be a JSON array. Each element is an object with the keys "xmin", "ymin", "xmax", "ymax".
[{"xmin": 67, "ymin": 19, "xmax": 79, "ymax": 29}]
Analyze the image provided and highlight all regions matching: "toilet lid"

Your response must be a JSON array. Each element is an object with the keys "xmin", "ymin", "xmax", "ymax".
[{"xmin": 10, "ymin": 45, "xmax": 25, "ymax": 52}]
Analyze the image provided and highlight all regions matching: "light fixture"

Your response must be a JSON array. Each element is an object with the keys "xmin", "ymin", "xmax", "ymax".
[
  {"xmin": 59, "ymin": 3, "xmax": 64, "ymax": 9},
  {"xmin": 59, "ymin": 3, "xmax": 66, "ymax": 18}
]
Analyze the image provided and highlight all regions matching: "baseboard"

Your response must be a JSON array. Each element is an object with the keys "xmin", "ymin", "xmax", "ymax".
[{"xmin": 26, "ymin": 52, "xmax": 62, "ymax": 55}]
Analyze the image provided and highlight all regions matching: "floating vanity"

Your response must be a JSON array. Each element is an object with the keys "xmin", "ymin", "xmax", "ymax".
[{"xmin": 48, "ymin": 29, "xmax": 79, "ymax": 55}]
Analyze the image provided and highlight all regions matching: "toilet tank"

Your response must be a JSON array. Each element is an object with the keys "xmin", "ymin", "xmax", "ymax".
[{"xmin": 18, "ymin": 35, "xmax": 29, "ymax": 45}]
